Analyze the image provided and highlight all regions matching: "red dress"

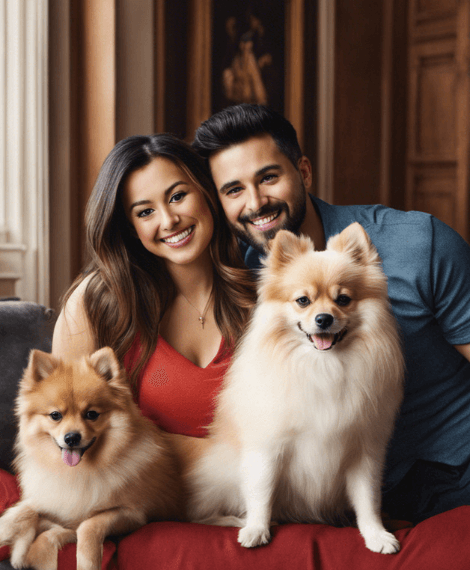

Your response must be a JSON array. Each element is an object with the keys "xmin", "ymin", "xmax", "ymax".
[{"xmin": 124, "ymin": 336, "xmax": 231, "ymax": 437}]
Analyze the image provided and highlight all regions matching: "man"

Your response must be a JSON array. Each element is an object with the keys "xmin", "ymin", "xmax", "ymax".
[{"xmin": 192, "ymin": 104, "xmax": 470, "ymax": 523}]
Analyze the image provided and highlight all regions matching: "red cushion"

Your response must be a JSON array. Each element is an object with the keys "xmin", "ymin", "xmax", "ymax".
[
  {"xmin": 0, "ymin": 469, "xmax": 116, "ymax": 569},
  {"xmin": 57, "ymin": 542, "xmax": 116, "ymax": 570},
  {"xmin": 117, "ymin": 507, "xmax": 470, "ymax": 570},
  {"xmin": 0, "ymin": 469, "xmax": 20, "ymax": 562}
]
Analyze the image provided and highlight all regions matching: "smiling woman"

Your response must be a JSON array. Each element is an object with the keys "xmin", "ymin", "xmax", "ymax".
[
  {"xmin": 52, "ymin": 134, "xmax": 256, "ymax": 438},
  {"xmin": 122, "ymin": 157, "xmax": 214, "ymax": 269}
]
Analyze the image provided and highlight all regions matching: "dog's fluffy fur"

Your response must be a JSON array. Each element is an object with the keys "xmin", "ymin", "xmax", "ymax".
[
  {"xmin": 0, "ymin": 347, "xmax": 183, "ymax": 570},
  {"xmin": 188, "ymin": 223, "xmax": 404, "ymax": 554}
]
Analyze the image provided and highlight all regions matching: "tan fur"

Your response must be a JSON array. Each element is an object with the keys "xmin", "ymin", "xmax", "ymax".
[
  {"xmin": 187, "ymin": 223, "xmax": 405, "ymax": 554},
  {"xmin": 0, "ymin": 347, "xmax": 184, "ymax": 570}
]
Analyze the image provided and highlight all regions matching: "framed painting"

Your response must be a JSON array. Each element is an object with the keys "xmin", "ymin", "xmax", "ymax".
[{"xmin": 186, "ymin": 0, "xmax": 309, "ymax": 149}]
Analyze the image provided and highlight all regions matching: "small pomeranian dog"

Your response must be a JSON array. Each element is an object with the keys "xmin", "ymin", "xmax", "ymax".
[
  {"xmin": 188, "ymin": 223, "xmax": 404, "ymax": 554},
  {"xmin": 0, "ymin": 347, "xmax": 184, "ymax": 570}
]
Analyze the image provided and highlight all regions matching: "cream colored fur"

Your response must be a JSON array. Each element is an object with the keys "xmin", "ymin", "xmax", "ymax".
[{"xmin": 188, "ymin": 223, "xmax": 404, "ymax": 554}]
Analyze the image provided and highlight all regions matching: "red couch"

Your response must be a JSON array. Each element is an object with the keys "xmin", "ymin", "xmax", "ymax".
[{"xmin": 1, "ymin": 468, "xmax": 470, "ymax": 570}]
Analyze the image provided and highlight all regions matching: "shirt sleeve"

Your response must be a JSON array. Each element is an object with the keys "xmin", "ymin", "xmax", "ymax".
[{"xmin": 430, "ymin": 216, "xmax": 470, "ymax": 345}]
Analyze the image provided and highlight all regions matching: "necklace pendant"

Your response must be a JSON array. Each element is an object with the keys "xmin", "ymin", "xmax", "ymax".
[{"xmin": 199, "ymin": 316, "xmax": 205, "ymax": 328}]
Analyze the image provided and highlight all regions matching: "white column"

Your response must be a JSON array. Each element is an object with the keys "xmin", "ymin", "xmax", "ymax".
[
  {"xmin": 0, "ymin": 0, "xmax": 6, "ymax": 242},
  {"xmin": 0, "ymin": 0, "xmax": 49, "ymax": 304}
]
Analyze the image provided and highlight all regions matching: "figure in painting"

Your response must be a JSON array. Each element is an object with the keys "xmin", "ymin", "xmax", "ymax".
[{"xmin": 222, "ymin": 13, "xmax": 273, "ymax": 105}]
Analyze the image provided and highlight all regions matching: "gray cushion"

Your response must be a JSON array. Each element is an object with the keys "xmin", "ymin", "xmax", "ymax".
[{"xmin": 0, "ymin": 300, "xmax": 56, "ymax": 472}]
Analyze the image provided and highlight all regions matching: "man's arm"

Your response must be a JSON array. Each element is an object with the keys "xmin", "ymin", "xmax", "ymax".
[{"xmin": 454, "ymin": 343, "xmax": 470, "ymax": 362}]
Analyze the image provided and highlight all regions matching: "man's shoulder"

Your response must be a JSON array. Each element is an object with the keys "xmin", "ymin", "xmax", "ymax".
[{"xmin": 312, "ymin": 195, "xmax": 432, "ymax": 231}]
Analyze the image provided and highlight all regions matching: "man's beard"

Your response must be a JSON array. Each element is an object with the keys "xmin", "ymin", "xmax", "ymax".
[{"xmin": 230, "ymin": 180, "xmax": 307, "ymax": 254}]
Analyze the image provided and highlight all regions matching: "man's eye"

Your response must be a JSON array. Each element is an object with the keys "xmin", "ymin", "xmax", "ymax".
[
  {"xmin": 261, "ymin": 174, "xmax": 277, "ymax": 183},
  {"xmin": 226, "ymin": 187, "xmax": 242, "ymax": 196},
  {"xmin": 137, "ymin": 208, "xmax": 154, "ymax": 218},
  {"xmin": 170, "ymin": 192, "xmax": 187, "ymax": 203}
]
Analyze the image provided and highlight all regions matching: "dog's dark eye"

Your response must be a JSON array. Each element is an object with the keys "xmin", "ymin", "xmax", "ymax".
[
  {"xmin": 336, "ymin": 295, "xmax": 351, "ymax": 306},
  {"xmin": 85, "ymin": 411, "xmax": 100, "ymax": 421},
  {"xmin": 50, "ymin": 411, "xmax": 62, "ymax": 421},
  {"xmin": 296, "ymin": 296, "xmax": 311, "ymax": 308}
]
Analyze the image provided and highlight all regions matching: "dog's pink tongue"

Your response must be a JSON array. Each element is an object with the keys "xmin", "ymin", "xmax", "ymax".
[
  {"xmin": 62, "ymin": 448, "xmax": 81, "ymax": 467},
  {"xmin": 313, "ymin": 335, "xmax": 333, "ymax": 350}
]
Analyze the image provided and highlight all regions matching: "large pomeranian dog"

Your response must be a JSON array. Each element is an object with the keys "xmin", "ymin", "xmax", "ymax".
[
  {"xmin": 188, "ymin": 223, "xmax": 404, "ymax": 554},
  {"xmin": 0, "ymin": 347, "xmax": 183, "ymax": 570}
]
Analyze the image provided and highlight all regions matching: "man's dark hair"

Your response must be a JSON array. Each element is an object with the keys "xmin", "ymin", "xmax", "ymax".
[{"xmin": 192, "ymin": 104, "xmax": 302, "ymax": 167}]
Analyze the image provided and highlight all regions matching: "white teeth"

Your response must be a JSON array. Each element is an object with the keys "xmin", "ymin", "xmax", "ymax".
[
  {"xmin": 252, "ymin": 213, "xmax": 278, "ymax": 226},
  {"xmin": 162, "ymin": 227, "xmax": 193, "ymax": 244}
]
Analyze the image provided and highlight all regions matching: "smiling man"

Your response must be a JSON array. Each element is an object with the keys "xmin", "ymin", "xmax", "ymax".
[{"xmin": 192, "ymin": 104, "xmax": 470, "ymax": 525}]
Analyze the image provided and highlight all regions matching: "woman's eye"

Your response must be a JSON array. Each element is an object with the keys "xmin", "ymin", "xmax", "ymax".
[
  {"xmin": 169, "ymin": 192, "xmax": 187, "ymax": 203},
  {"xmin": 137, "ymin": 208, "xmax": 154, "ymax": 218},
  {"xmin": 296, "ymin": 296, "xmax": 311, "ymax": 308}
]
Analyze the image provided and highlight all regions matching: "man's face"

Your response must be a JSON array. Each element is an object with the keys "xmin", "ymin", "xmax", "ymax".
[{"xmin": 209, "ymin": 134, "xmax": 312, "ymax": 252}]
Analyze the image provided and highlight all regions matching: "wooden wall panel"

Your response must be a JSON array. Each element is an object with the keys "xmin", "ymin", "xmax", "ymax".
[
  {"xmin": 410, "ymin": 41, "xmax": 456, "ymax": 160},
  {"xmin": 81, "ymin": 0, "xmax": 116, "ymax": 205},
  {"xmin": 406, "ymin": 0, "xmax": 470, "ymax": 240},
  {"xmin": 408, "ymin": 165, "xmax": 455, "ymax": 227},
  {"xmin": 416, "ymin": 0, "xmax": 457, "ymax": 16},
  {"xmin": 332, "ymin": 0, "xmax": 384, "ymax": 205}
]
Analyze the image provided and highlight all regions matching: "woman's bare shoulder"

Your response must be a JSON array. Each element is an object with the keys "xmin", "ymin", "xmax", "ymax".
[{"xmin": 52, "ymin": 273, "xmax": 96, "ymax": 360}]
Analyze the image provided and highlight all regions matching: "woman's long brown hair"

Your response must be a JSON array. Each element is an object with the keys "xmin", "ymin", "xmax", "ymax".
[{"xmin": 62, "ymin": 134, "xmax": 256, "ymax": 390}]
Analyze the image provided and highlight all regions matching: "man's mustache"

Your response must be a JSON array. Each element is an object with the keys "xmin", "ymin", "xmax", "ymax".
[{"xmin": 238, "ymin": 204, "xmax": 286, "ymax": 225}]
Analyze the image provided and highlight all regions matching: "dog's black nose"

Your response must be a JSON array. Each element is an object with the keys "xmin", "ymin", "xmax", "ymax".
[
  {"xmin": 315, "ymin": 313, "xmax": 334, "ymax": 330},
  {"xmin": 64, "ymin": 432, "xmax": 82, "ymax": 447}
]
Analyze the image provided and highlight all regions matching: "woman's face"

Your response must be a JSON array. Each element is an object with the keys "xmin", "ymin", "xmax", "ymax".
[{"xmin": 122, "ymin": 157, "xmax": 214, "ymax": 269}]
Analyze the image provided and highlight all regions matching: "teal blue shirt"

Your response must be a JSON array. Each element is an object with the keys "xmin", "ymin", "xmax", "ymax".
[{"xmin": 242, "ymin": 196, "xmax": 470, "ymax": 490}]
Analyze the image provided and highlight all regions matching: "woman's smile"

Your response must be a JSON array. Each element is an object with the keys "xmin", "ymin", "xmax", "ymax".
[{"xmin": 161, "ymin": 225, "xmax": 195, "ymax": 247}]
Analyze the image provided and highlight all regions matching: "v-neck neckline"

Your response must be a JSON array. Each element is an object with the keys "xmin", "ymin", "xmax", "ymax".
[{"xmin": 158, "ymin": 335, "xmax": 225, "ymax": 370}]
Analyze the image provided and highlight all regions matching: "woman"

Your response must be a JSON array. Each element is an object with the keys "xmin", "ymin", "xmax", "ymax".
[{"xmin": 52, "ymin": 134, "xmax": 256, "ymax": 437}]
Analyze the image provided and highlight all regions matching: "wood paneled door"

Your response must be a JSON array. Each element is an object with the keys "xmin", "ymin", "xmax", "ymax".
[{"xmin": 406, "ymin": 0, "xmax": 470, "ymax": 240}]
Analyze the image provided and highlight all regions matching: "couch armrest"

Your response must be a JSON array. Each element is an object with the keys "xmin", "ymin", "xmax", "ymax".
[{"xmin": 0, "ymin": 300, "xmax": 56, "ymax": 472}]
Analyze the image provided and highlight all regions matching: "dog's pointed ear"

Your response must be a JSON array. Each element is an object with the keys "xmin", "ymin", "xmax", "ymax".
[
  {"xmin": 25, "ymin": 349, "xmax": 60, "ymax": 383},
  {"xmin": 88, "ymin": 347, "xmax": 122, "ymax": 382},
  {"xmin": 266, "ymin": 230, "xmax": 312, "ymax": 270},
  {"xmin": 327, "ymin": 223, "xmax": 380, "ymax": 266}
]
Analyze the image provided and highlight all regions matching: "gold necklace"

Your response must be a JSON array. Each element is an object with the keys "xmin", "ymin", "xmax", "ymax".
[{"xmin": 179, "ymin": 288, "xmax": 213, "ymax": 329}]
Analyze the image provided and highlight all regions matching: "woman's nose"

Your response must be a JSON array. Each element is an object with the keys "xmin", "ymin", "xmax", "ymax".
[{"xmin": 160, "ymin": 207, "xmax": 180, "ymax": 230}]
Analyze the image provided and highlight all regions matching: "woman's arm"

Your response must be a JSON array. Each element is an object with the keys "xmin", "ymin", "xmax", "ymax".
[{"xmin": 52, "ymin": 276, "xmax": 96, "ymax": 360}]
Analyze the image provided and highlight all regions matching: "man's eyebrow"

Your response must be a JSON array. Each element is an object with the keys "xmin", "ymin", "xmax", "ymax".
[
  {"xmin": 128, "ymin": 181, "xmax": 187, "ymax": 212},
  {"xmin": 218, "ymin": 164, "xmax": 282, "ymax": 195}
]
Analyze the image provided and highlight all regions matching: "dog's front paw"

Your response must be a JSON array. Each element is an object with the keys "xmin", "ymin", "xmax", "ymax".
[
  {"xmin": 0, "ymin": 505, "xmax": 38, "ymax": 568},
  {"xmin": 238, "ymin": 525, "xmax": 271, "ymax": 548},
  {"xmin": 363, "ymin": 529, "xmax": 400, "ymax": 554},
  {"xmin": 9, "ymin": 526, "xmax": 37, "ymax": 569}
]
